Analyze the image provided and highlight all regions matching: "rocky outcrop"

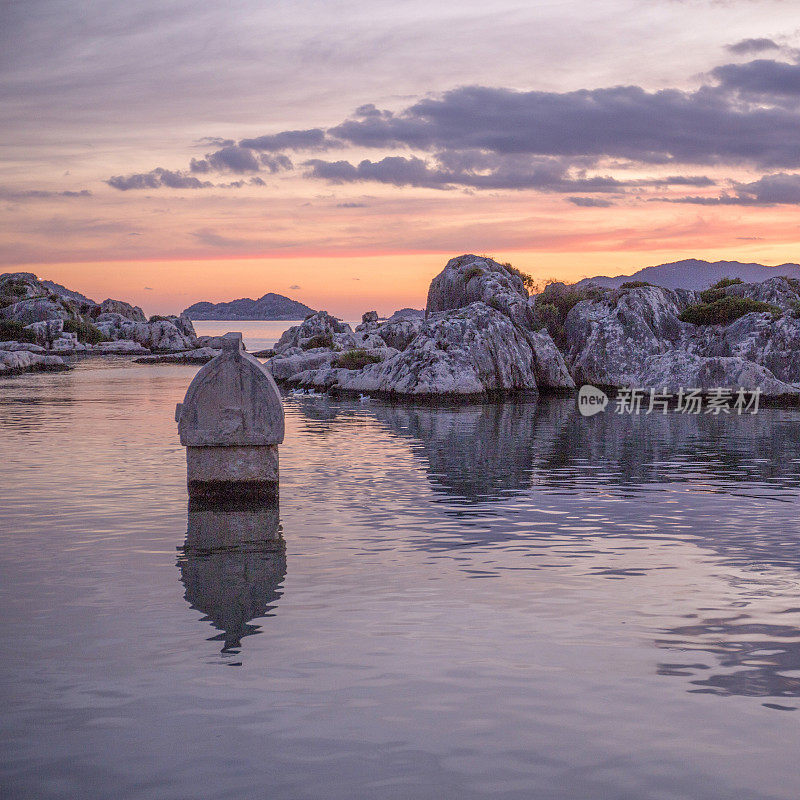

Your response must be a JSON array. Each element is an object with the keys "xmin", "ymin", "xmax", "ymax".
[
  {"xmin": 283, "ymin": 302, "xmax": 539, "ymax": 398},
  {"xmin": 559, "ymin": 279, "xmax": 800, "ymax": 395},
  {"xmin": 94, "ymin": 315, "xmax": 197, "ymax": 351},
  {"xmin": 426, "ymin": 254, "xmax": 535, "ymax": 330},
  {"xmin": 1, "ymin": 297, "xmax": 71, "ymax": 325},
  {"xmin": 0, "ymin": 347, "xmax": 68, "ymax": 375},
  {"xmin": 265, "ymin": 256, "xmax": 800, "ymax": 400},
  {"xmin": 0, "ymin": 272, "xmax": 205, "ymax": 366},
  {"xmin": 94, "ymin": 340, "xmax": 151, "ymax": 354},
  {"xmin": 562, "ymin": 284, "xmax": 694, "ymax": 386},
  {"xmin": 97, "ymin": 299, "xmax": 146, "ymax": 322},
  {"xmin": 274, "ymin": 311, "xmax": 354, "ymax": 354}
]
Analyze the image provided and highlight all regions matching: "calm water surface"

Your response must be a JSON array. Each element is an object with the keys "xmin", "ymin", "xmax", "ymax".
[{"xmin": 1, "ymin": 357, "xmax": 799, "ymax": 800}]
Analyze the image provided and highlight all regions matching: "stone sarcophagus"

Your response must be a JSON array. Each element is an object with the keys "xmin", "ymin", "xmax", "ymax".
[{"xmin": 175, "ymin": 332, "xmax": 284, "ymax": 502}]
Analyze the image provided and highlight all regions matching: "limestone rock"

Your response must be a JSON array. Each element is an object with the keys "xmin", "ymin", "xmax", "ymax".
[
  {"xmin": 95, "ymin": 315, "xmax": 196, "ymax": 351},
  {"xmin": 274, "ymin": 311, "xmax": 352, "ymax": 354},
  {"xmin": 371, "ymin": 316, "xmax": 423, "ymax": 351},
  {"xmin": 562, "ymin": 284, "xmax": 694, "ymax": 386},
  {"xmin": 24, "ymin": 319, "xmax": 64, "ymax": 345},
  {"xmin": 289, "ymin": 302, "xmax": 538, "ymax": 398},
  {"xmin": 267, "ymin": 349, "xmax": 334, "ymax": 381},
  {"xmin": 0, "ymin": 341, "xmax": 46, "ymax": 352},
  {"xmin": 98, "ymin": 298, "xmax": 146, "ymax": 322},
  {"xmin": 0, "ymin": 297, "xmax": 70, "ymax": 325},
  {"xmin": 0, "ymin": 350, "xmax": 68, "ymax": 375},
  {"xmin": 525, "ymin": 330, "xmax": 575, "ymax": 389},
  {"xmin": 94, "ymin": 340, "xmax": 152, "ymax": 354},
  {"xmin": 426, "ymin": 254, "xmax": 535, "ymax": 330},
  {"xmin": 640, "ymin": 351, "xmax": 797, "ymax": 396}
]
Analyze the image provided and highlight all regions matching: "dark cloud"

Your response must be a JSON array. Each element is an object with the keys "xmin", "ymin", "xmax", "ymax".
[
  {"xmin": 239, "ymin": 129, "xmax": 335, "ymax": 151},
  {"xmin": 736, "ymin": 172, "xmax": 800, "ymax": 203},
  {"xmin": 260, "ymin": 153, "xmax": 293, "ymax": 173},
  {"xmin": 662, "ymin": 172, "xmax": 800, "ymax": 205},
  {"xmin": 107, "ymin": 168, "xmax": 212, "ymax": 190},
  {"xmin": 336, "ymin": 201, "xmax": 367, "ymax": 207},
  {"xmin": 726, "ymin": 38, "xmax": 780, "ymax": 55},
  {"xmin": 567, "ymin": 197, "xmax": 615, "ymax": 207},
  {"xmin": 711, "ymin": 59, "xmax": 800, "ymax": 101},
  {"xmin": 289, "ymin": 284, "xmax": 301, "ymax": 290},
  {"xmin": 305, "ymin": 155, "xmax": 629, "ymax": 191},
  {"xmin": 104, "ymin": 55, "xmax": 800, "ymax": 196},
  {"xmin": 306, "ymin": 154, "xmax": 716, "ymax": 193},
  {"xmin": 327, "ymin": 76, "xmax": 800, "ymax": 168},
  {"xmin": 205, "ymin": 145, "xmax": 261, "ymax": 173}
]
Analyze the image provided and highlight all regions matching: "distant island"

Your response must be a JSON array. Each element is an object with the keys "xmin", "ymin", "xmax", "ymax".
[
  {"xmin": 577, "ymin": 259, "xmax": 800, "ymax": 291},
  {"xmin": 183, "ymin": 293, "xmax": 315, "ymax": 320}
]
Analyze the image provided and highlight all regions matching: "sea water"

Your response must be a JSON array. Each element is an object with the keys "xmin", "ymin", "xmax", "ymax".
[{"xmin": 1, "ymin": 357, "xmax": 799, "ymax": 800}]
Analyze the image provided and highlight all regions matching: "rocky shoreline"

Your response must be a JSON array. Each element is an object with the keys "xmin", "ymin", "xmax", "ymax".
[
  {"xmin": 5, "ymin": 256, "xmax": 800, "ymax": 400},
  {"xmin": 263, "ymin": 254, "xmax": 800, "ymax": 401},
  {"xmin": 0, "ymin": 272, "xmax": 224, "ymax": 375}
]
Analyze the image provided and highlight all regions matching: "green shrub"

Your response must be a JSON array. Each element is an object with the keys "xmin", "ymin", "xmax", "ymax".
[
  {"xmin": 790, "ymin": 301, "xmax": 800, "ymax": 318},
  {"xmin": 301, "ymin": 333, "xmax": 333, "ymax": 350},
  {"xmin": 0, "ymin": 278, "xmax": 30, "ymax": 297},
  {"xmin": 463, "ymin": 266, "xmax": 484, "ymax": 281},
  {"xmin": 713, "ymin": 277, "xmax": 743, "ymax": 289},
  {"xmin": 148, "ymin": 314, "xmax": 170, "ymax": 323},
  {"xmin": 335, "ymin": 349, "xmax": 381, "ymax": 369},
  {"xmin": 620, "ymin": 280, "xmax": 651, "ymax": 289},
  {"xmin": 532, "ymin": 301, "xmax": 560, "ymax": 332},
  {"xmin": 0, "ymin": 319, "xmax": 37, "ymax": 343},
  {"xmin": 699, "ymin": 277, "xmax": 744, "ymax": 304},
  {"xmin": 679, "ymin": 296, "xmax": 779, "ymax": 325},
  {"xmin": 531, "ymin": 282, "xmax": 605, "ymax": 343},
  {"xmin": 501, "ymin": 261, "xmax": 535, "ymax": 289},
  {"xmin": 63, "ymin": 318, "xmax": 107, "ymax": 344}
]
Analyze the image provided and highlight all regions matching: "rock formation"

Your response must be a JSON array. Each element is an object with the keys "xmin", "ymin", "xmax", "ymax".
[
  {"xmin": 0, "ymin": 271, "xmax": 206, "ymax": 373},
  {"xmin": 264, "ymin": 255, "xmax": 800, "ymax": 400}
]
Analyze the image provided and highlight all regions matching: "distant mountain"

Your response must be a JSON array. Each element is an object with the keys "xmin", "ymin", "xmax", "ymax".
[
  {"xmin": 575, "ymin": 259, "xmax": 800, "ymax": 291},
  {"xmin": 182, "ymin": 293, "xmax": 315, "ymax": 321}
]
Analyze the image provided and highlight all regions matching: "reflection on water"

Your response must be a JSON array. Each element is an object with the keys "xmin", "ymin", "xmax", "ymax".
[
  {"xmin": 3, "ymin": 360, "xmax": 800, "ymax": 800},
  {"xmin": 178, "ymin": 500, "xmax": 286, "ymax": 661},
  {"xmin": 657, "ymin": 614, "xmax": 800, "ymax": 709}
]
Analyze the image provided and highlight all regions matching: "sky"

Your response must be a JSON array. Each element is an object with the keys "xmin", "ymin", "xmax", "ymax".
[{"xmin": 2, "ymin": 0, "xmax": 800, "ymax": 317}]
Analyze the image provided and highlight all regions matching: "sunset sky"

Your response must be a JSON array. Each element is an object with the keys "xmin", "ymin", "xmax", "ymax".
[{"xmin": 2, "ymin": 0, "xmax": 800, "ymax": 317}]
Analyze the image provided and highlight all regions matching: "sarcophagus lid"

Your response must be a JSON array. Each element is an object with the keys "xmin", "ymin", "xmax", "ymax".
[{"xmin": 175, "ymin": 332, "xmax": 284, "ymax": 447}]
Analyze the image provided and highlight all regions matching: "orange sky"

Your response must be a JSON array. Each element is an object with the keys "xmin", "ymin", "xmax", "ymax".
[{"xmin": 2, "ymin": 0, "xmax": 800, "ymax": 317}]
